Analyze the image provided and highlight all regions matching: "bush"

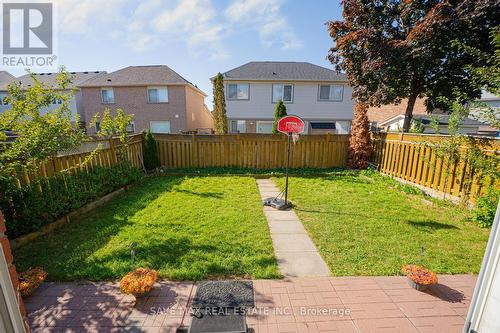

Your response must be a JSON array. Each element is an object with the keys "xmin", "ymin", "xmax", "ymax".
[
  {"xmin": 473, "ymin": 188, "xmax": 499, "ymax": 228},
  {"xmin": 120, "ymin": 268, "xmax": 158, "ymax": 295},
  {"xmin": 0, "ymin": 164, "xmax": 144, "ymax": 238},
  {"xmin": 143, "ymin": 130, "xmax": 160, "ymax": 171}
]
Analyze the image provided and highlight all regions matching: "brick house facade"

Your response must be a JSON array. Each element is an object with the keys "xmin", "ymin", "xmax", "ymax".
[{"xmin": 80, "ymin": 66, "xmax": 213, "ymax": 135}]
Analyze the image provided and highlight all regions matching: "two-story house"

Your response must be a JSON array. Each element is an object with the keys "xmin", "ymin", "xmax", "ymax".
[
  {"xmin": 0, "ymin": 71, "xmax": 105, "ymax": 124},
  {"xmin": 80, "ymin": 65, "xmax": 213, "ymax": 135},
  {"xmin": 217, "ymin": 61, "xmax": 354, "ymax": 134}
]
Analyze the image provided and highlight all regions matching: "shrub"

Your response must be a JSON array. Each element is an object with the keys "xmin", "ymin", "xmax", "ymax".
[
  {"xmin": 19, "ymin": 267, "xmax": 47, "ymax": 297},
  {"xmin": 0, "ymin": 164, "xmax": 144, "ymax": 238},
  {"xmin": 473, "ymin": 188, "xmax": 499, "ymax": 228},
  {"xmin": 401, "ymin": 264, "xmax": 438, "ymax": 285},
  {"xmin": 120, "ymin": 268, "xmax": 158, "ymax": 295},
  {"xmin": 143, "ymin": 130, "xmax": 160, "ymax": 171}
]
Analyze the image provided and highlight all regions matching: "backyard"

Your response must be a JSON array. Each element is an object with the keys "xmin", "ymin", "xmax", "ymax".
[
  {"xmin": 13, "ymin": 176, "xmax": 280, "ymax": 281},
  {"xmin": 13, "ymin": 170, "xmax": 490, "ymax": 281}
]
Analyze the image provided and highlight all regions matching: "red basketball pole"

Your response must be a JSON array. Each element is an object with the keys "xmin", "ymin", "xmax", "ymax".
[{"xmin": 284, "ymin": 132, "xmax": 291, "ymax": 205}]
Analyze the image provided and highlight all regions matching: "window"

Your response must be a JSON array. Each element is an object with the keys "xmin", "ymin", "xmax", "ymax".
[
  {"xmin": 150, "ymin": 121, "xmax": 171, "ymax": 134},
  {"xmin": 272, "ymin": 84, "xmax": 293, "ymax": 103},
  {"xmin": 50, "ymin": 98, "xmax": 63, "ymax": 105},
  {"xmin": 230, "ymin": 120, "xmax": 246, "ymax": 133},
  {"xmin": 227, "ymin": 84, "xmax": 249, "ymax": 100},
  {"xmin": 148, "ymin": 87, "xmax": 168, "ymax": 103},
  {"xmin": 0, "ymin": 92, "xmax": 9, "ymax": 105},
  {"xmin": 310, "ymin": 122, "xmax": 336, "ymax": 130},
  {"xmin": 318, "ymin": 84, "xmax": 343, "ymax": 101},
  {"xmin": 101, "ymin": 88, "xmax": 114, "ymax": 103},
  {"xmin": 256, "ymin": 121, "xmax": 274, "ymax": 134},
  {"xmin": 125, "ymin": 122, "xmax": 135, "ymax": 133}
]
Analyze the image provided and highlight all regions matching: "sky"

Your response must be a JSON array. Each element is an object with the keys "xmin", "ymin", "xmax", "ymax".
[{"xmin": 7, "ymin": 0, "xmax": 344, "ymax": 106}]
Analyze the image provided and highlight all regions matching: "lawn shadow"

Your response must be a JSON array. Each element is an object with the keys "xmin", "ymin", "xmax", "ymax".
[
  {"xmin": 294, "ymin": 207, "xmax": 374, "ymax": 219},
  {"xmin": 173, "ymin": 189, "xmax": 224, "ymax": 199},
  {"xmin": 405, "ymin": 220, "xmax": 459, "ymax": 233},
  {"xmin": 14, "ymin": 176, "xmax": 186, "ymax": 279}
]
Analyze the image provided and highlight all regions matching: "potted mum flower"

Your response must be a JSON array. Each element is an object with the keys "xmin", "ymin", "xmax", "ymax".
[
  {"xmin": 19, "ymin": 267, "xmax": 48, "ymax": 297},
  {"xmin": 119, "ymin": 268, "xmax": 158, "ymax": 299},
  {"xmin": 402, "ymin": 264, "xmax": 438, "ymax": 291}
]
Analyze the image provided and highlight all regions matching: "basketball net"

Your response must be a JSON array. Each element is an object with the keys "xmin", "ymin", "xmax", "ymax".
[{"xmin": 292, "ymin": 133, "xmax": 300, "ymax": 144}]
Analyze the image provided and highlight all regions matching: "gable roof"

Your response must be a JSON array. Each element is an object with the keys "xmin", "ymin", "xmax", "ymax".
[
  {"xmin": 0, "ymin": 71, "xmax": 16, "ymax": 89},
  {"xmin": 79, "ymin": 65, "xmax": 190, "ymax": 87},
  {"xmin": 14, "ymin": 71, "xmax": 105, "ymax": 89},
  {"xmin": 219, "ymin": 61, "xmax": 347, "ymax": 82},
  {"xmin": 380, "ymin": 114, "xmax": 485, "ymax": 127}
]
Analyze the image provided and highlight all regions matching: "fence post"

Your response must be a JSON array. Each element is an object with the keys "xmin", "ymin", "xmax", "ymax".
[
  {"xmin": 191, "ymin": 133, "xmax": 197, "ymax": 168},
  {"xmin": 109, "ymin": 137, "xmax": 117, "ymax": 166}
]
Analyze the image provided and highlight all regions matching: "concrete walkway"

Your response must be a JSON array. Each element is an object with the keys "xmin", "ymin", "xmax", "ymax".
[{"xmin": 256, "ymin": 179, "xmax": 331, "ymax": 278}]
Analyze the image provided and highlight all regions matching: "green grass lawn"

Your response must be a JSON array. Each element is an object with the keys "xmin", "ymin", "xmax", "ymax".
[
  {"xmin": 14, "ymin": 176, "xmax": 280, "ymax": 281},
  {"xmin": 274, "ymin": 170, "xmax": 490, "ymax": 276}
]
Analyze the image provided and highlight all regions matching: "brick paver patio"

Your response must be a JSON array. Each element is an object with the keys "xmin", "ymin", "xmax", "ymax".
[{"xmin": 26, "ymin": 274, "xmax": 476, "ymax": 333}]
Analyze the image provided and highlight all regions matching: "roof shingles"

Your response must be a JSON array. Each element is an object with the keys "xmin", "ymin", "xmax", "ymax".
[
  {"xmin": 79, "ymin": 65, "xmax": 189, "ymax": 87},
  {"xmin": 220, "ymin": 61, "xmax": 347, "ymax": 82}
]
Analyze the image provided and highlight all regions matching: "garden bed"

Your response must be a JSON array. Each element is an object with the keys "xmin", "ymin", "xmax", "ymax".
[{"xmin": 13, "ymin": 176, "xmax": 280, "ymax": 281}]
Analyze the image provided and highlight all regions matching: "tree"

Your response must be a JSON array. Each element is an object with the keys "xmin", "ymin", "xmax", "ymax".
[
  {"xmin": 272, "ymin": 99, "xmax": 287, "ymax": 134},
  {"xmin": 327, "ymin": 0, "xmax": 499, "ymax": 132},
  {"xmin": 348, "ymin": 103, "xmax": 371, "ymax": 169},
  {"xmin": 143, "ymin": 129, "xmax": 160, "ymax": 171},
  {"xmin": 212, "ymin": 73, "xmax": 228, "ymax": 134},
  {"xmin": 0, "ymin": 70, "xmax": 85, "ymax": 176}
]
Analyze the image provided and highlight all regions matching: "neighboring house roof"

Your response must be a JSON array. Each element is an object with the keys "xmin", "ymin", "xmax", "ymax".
[
  {"xmin": 0, "ymin": 71, "xmax": 16, "ymax": 89},
  {"xmin": 478, "ymin": 89, "xmax": 500, "ymax": 102},
  {"xmin": 79, "ymin": 65, "xmax": 206, "ymax": 96},
  {"xmin": 379, "ymin": 114, "xmax": 485, "ymax": 127},
  {"xmin": 218, "ymin": 61, "xmax": 347, "ymax": 82},
  {"xmin": 14, "ymin": 71, "xmax": 105, "ymax": 89}
]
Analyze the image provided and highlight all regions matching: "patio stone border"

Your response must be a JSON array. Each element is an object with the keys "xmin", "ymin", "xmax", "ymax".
[{"xmin": 10, "ymin": 187, "xmax": 128, "ymax": 250}]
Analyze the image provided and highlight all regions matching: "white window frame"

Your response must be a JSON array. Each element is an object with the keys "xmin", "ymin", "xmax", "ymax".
[
  {"xmin": 227, "ymin": 83, "xmax": 249, "ymax": 100},
  {"xmin": 272, "ymin": 83, "xmax": 294, "ymax": 103},
  {"xmin": 125, "ymin": 121, "xmax": 135, "ymax": 133},
  {"xmin": 101, "ymin": 88, "xmax": 114, "ymax": 104},
  {"xmin": 0, "ymin": 92, "xmax": 9, "ymax": 105},
  {"xmin": 147, "ymin": 86, "xmax": 169, "ymax": 103},
  {"xmin": 230, "ymin": 120, "xmax": 246, "ymax": 133},
  {"xmin": 256, "ymin": 121, "xmax": 274, "ymax": 134},
  {"xmin": 318, "ymin": 84, "xmax": 344, "ymax": 101},
  {"xmin": 150, "ymin": 121, "xmax": 171, "ymax": 134}
]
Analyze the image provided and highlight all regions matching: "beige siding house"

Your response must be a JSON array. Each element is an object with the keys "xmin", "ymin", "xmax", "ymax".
[
  {"xmin": 0, "ymin": 71, "xmax": 104, "ymax": 122},
  {"xmin": 80, "ymin": 66, "xmax": 213, "ymax": 134},
  {"xmin": 217, "ymin": 62, "xmax": 354, "ymax": 134}
]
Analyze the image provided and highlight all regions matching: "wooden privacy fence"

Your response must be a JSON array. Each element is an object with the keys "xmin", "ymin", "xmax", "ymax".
[
  {"xmin": 371, "ymin": 132, "xmax": 500, "ymax": 202},
  {"xmin": 155, "ymin": 134, "xmax": 350, "ymax": 169},
  {"xmin": 14, "ymin": 134, "xmax": 144, "ymax": 185}
]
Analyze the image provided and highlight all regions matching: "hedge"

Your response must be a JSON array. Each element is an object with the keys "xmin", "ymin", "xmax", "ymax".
[{"xmin": 0, "ymin": 164, "xmax": 144, "ymax": 238}]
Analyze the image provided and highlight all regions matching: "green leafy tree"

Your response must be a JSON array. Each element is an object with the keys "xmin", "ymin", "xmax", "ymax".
[
  {"xmin": 327, "ymin": 0, "xmax": 499, "ymax": 132},
  {"xmin": 272, "ymin": 99, "xmax": 287, "ymax": 134},
  {"xmin": 143, "ymin": 129, "xmax": 160, "ymax": 171},
  {"xmin": 89, "ymin": 108, "xmax": 135, "ymax": 164},
  {"xmin": 0, "ymin": 70, "xmax": 85, "ymax": 176},
  {"xmin": 212, "ymin": 73, "xmax": 228, "ymax": 134}
]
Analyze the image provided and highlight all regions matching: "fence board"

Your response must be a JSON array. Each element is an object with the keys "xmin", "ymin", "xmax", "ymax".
[
  {"xmin": 153, "ymin": 134, "xmax": 349, "ymax": 170},
  {"xmin": 371, "ymin": 133, "xmax": 500, "ymax": 202}
]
